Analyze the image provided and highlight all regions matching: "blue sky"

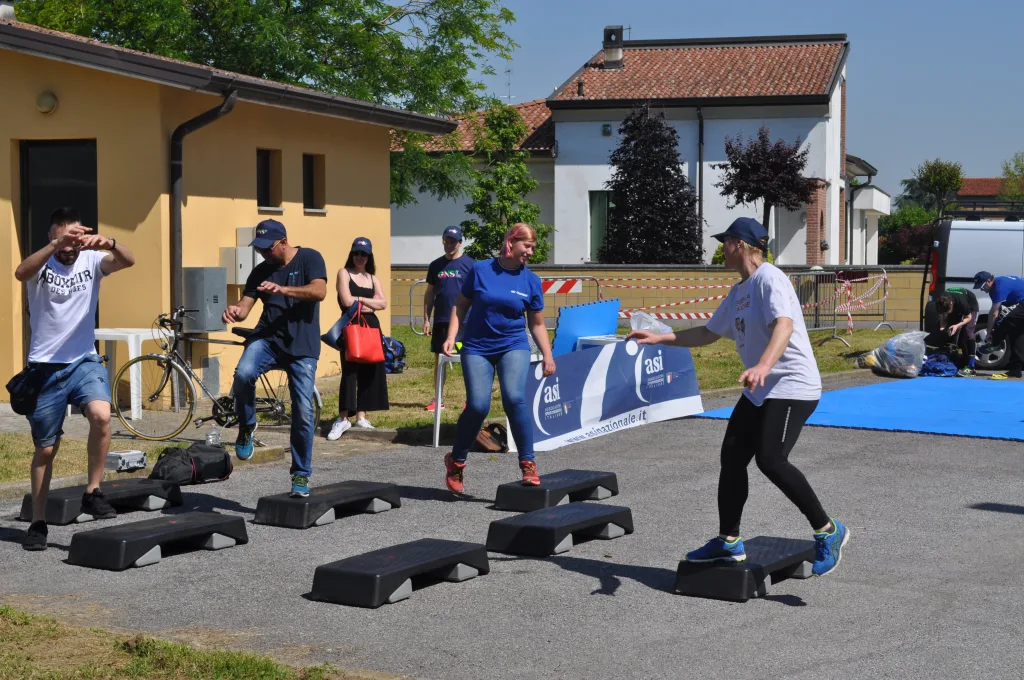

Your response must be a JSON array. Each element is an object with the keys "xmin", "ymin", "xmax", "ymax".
[{"xmin": 478, "ymin": 0, "xmax": 1024, "ymax": 195}]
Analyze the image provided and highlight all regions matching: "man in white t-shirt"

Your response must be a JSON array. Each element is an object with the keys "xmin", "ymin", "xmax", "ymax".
[
  {"xmin": 14, "ymin": 207, "xmax": 136, "ymax": 551},
  {"xmin": 628, "ymin": 217, "xmax": 850, "ymax": 578}
]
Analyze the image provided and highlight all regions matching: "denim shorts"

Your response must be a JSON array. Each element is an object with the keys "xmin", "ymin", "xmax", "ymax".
[{"xmin": 27, "ymin": 354, "xmax": 110, "ymax": 448}]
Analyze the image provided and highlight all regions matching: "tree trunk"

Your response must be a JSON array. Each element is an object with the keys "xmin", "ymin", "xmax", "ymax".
[{"xmin": 762, "ymin": 202, "xmax": 772, "ymax": 245}]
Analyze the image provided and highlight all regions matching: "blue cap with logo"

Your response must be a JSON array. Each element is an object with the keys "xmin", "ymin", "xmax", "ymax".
[
  {"xmin": 351, "ymin": 237, "xmax": 372, "ymax": 254},
  {"xmin": 712, "ymin": 217, "xmax": 769, "ymax": 249},
  {"xmin": 443, "ymin": 225, "xmax": 464, "ymax": 241},
  {"xmin": 250, "ymin": 219, "xmax": 287, "ymax": 249},
  {"xmin": 973, "ymin": 271, "xmax": 993, "ymax": 289}
]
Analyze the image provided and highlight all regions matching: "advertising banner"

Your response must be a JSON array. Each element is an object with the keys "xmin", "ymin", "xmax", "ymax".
[{"xmin": 526, "ymin": 339, "xmax": 703, "ymax": 451}]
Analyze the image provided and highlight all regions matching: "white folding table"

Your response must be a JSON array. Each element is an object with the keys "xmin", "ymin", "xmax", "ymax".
[{"xmin": 94, "ymin": 328, "xmax": 155, "ymax": 421}]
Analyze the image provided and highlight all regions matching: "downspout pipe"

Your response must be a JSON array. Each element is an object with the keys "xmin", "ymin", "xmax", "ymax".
[
  {"xmin": 170, "ymin": 90, "xmax": 237, "ymax": 310},
  {"xmin": 697, "ymin": 106, "xmax": 704, "ymax": 235}
]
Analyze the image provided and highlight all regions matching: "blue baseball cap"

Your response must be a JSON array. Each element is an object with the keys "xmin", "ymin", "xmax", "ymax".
[
  {"xmin": 250, "ymin": 219, "xmax": 287, "ymax": 248},
  {"xmin": 351, "ymin": 237, "xmax": 372, "ymax": 254},
  {"xmin": 443, "ymin": 225, "xmax": 463, "ymax": 241},
  {"xmin": 712, "ymin": 217, "xmax": 769, "ymax": 249},
  {"xmin": 973, "ymin": 271, "xmax": 993, "ymax": 289}
]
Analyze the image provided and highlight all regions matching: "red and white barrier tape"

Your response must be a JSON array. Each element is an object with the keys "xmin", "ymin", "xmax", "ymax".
[
  {"xmin": 619, "ymin": 311, "xmax": 714, "ymax": 320},
  {"xmin": 602, "ymin": 283, "xmax": 735, "ymax": 291}
]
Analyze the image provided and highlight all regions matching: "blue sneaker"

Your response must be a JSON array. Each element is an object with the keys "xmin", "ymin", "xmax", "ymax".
[
  {"xmin": 290, "ymin": 474, "xmax": 310, "ymax": 498},
  {"xmin": 812, "ymin": 519, "xmax": 850, "ymax": 576},
  {"xmin": 235, "ymin": 422, "xmax": 257, "ymax": 461},
  {"xmin": 685, "ymin": 536, "xmax": 746, "ymax": 563}
]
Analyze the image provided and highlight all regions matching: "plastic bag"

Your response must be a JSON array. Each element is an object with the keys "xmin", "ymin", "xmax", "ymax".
[
  {"xmin": 856, "ymin": 331, "xmax": 929, "ymax": 378},
  {"xmin": 629, "ymin": 310, "xmax": 673, "ymax": 335}
]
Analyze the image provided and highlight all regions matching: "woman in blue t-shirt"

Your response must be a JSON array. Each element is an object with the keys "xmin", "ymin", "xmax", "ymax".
[{"xmin": 441, "ymin": 223, "xmax": 556, "ymax": 492}]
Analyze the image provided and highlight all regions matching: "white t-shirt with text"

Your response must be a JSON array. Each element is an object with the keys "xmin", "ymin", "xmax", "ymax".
[
  {"xmin": 27, "ymin": 250, "xmax": 106, "ymax": 363},
  {"xmin": 706, "ymin": 263, "xmax": 821, "ymax": 406}
]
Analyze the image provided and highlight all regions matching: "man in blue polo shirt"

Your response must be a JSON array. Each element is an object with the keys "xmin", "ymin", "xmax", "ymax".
[
  {"xmin": 975, "ymin": 270, "xmax": 1024, "ymax": 377},
  {"xmin": 422, "ymin": 226, "xmax": 474, "ymax": 411},
  {"xmin": 222, "ymin": 219, "xmax": 327, "ymax": 496}
]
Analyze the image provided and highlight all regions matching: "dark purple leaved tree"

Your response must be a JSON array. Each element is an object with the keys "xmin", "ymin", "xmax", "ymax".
[{"xmin": 713, "ymin": 125, "xmax": 819, "ymax": 230}]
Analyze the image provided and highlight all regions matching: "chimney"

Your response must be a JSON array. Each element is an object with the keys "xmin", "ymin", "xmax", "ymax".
[
  {"xmin": 0, "ymin": 1, "xmax": 16, "ymax": 20},
  {"xmin": 603, "ymin": 25, "xmax": 623, "ymax": 69},
  {"xmin": 577, "ymin": 77, "xmax": 584, "ymax": 97}
]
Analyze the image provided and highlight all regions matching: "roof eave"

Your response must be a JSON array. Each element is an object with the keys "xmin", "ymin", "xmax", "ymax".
[
  {"xmin": 547, "ymin": 94, "xmax": 832, "ymax": 110},
  {"xmin": 0, "ymin": 21, "xmax": 455, "ymax": 135}
]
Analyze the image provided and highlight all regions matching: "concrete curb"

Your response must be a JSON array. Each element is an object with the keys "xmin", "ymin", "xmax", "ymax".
[{"xmin": 0, "ymin": 446, "xmax": 288, "ymax": 503}]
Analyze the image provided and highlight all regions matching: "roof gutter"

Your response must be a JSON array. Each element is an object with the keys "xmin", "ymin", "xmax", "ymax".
[{"xmin": 170, "ymin": 91, "xmax": 237, "ymax": 310}]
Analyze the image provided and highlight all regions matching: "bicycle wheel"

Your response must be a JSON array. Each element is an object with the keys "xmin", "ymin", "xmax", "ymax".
[
  {"xmin": 255, "ymin": 368, "xmax": 321, "ymax": 431},
  {"xmin": 112, "ymin": 355, "xmax": 195, "ymax": 440}
]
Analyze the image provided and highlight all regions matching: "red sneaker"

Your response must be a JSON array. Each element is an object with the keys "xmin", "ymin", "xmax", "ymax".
[
  {"xmin": 520, "ymin": 460, "xmax": 540, "ymax": 486},
  {"xmin": 444, "ymin": 453, "xmax": 466, "ymax": 493},
  {"xmin": 425, "ymin": 399, "xmax": 445, "ymax": 412}
]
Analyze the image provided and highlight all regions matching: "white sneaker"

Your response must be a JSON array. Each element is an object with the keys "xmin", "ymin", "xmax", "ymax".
[
  {"xmin": 326, "ymin": 418, "xmax": 351, "ymax": 441},
  {"xmin": 354, "ymin": 418, "xmax": 375, "ymax": 429}
]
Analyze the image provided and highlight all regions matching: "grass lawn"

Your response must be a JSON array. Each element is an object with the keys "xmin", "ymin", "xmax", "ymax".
[
  {"xmin": 0, "ymin": 605, "xmax": 380, "ymax": 680},
  {"xmin": 318, "ymin": 325, "xmax": 898, "ymax": 427},
  {"xmin": 0, "ymin": 326, "xmax": 895, "ymax": 485}
]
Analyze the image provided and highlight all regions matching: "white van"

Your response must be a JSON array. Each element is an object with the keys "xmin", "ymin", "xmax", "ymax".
[{"xmin": 923, "ymin": 217, "xmax": 1024, "ymax": 369}]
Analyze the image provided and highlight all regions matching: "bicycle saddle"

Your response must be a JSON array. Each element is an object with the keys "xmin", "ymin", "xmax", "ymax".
[{"xmin": 231, "ymin": 327, "xmax": 255, "ymax": 339}]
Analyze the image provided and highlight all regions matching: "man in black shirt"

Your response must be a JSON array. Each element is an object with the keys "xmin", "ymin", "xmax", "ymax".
[
  {"xmin": 222, "ymin": 219, "xmax": 327, "ymax": 497},
  {"xmin": 934, "ymin": 287, "xmax": 978, "ymax": 377}
]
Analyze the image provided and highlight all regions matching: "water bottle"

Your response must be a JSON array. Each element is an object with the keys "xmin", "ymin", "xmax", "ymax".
[{"xmin": 205, "ymin": 425, "xmax": 221, "ymax": 447}]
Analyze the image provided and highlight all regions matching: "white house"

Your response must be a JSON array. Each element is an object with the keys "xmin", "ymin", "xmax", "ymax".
[{"xmin": 392, "ymin": 28, "xmax": 890, "ymax": 266}]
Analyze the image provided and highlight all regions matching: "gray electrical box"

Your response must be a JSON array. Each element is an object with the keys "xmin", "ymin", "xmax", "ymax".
[{"xmin": 182, "ymin": 267, "xmax": 227, "ymax": 333}]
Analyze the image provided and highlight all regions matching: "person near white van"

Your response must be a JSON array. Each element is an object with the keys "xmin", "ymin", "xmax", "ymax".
[{"xmin": 974, "ymin": 271, "xmax": 1024, "ymax": 378}]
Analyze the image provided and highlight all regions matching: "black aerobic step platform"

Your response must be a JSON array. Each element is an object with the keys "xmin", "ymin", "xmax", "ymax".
[
  {"xmin": 254, "ymin": 481, "xmax": 401, "ymax": 529},
  {"xmin": 19, "ymin": 479, "xmax": 183, "ymax": 525},
  {"xmin": 310, "ymin": 538, "xmax": 489, "ymax": 608},
  {"xmin": 486, "ymin": 502, "xmax": 633, "ymax": 556},
  {"xmin": 67, "ymin": 511, "xmax": 248, "ymax": 570},
  {"xmin": 674, "ymin": 536, "xmax": 816, "ymax": 602},
  {"xmin": 494, "ymin": 469, "xmax": 618, "ymax": 512}
]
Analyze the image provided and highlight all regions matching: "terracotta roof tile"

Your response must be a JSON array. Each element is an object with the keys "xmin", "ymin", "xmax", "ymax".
[
  {"xmin": 551, "ymin": 40, "xmax": 846, "ymax": 103},
  {"xmin": 408, "ymin": 99, "xmax": 553, "ymax": 153},
  {"xmin": 959, "ymin": 178, "xmax": 1005, "ymax": 197}
]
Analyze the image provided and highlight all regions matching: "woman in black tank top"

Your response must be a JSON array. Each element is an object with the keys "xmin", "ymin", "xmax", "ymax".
[{"xmin": 326, "ymin": 238, "xmax": 389, "ymax": 440}]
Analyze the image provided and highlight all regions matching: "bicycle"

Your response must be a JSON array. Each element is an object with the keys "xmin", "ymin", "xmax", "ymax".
[{"xmin": 111, "ymin": 307, "xmax": 322, "ymax": 441}]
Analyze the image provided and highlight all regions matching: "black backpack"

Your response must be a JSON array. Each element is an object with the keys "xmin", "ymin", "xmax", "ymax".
[{"xmin": 149, "ymin": 443, "xmax": 233, "ymax": 485}]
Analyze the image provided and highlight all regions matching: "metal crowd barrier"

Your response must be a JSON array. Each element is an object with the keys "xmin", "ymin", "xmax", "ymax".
[
  {"xmin": 835, "ymin": 267, "xmax": 893, "ymax": 332},
  {"xmin": 788, "ymin": 269, "xmax": 847, "ymax": 347}
]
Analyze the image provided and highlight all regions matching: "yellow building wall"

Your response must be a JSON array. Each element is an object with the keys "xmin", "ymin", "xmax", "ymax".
[
  {"xmin": 1, "ymin": 49, "xmax": 395, "ymax": 396},
  {"xmin": 161, "ymin": 91, "xmax": 393, "ymax": 388},
  {"xmin": 0, "ymin": 50, "xmax": 167, "ymax": 389}
]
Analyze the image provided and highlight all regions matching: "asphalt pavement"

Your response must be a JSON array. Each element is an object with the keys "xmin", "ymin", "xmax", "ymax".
[{"xmin": 1, "ymin": 377, "xmax": 1022, "ymax": 679}]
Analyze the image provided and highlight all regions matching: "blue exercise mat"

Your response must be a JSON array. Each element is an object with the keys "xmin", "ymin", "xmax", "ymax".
[{"xmin": 699, "ymin": 379, "xmax": 1024, "ymax": 441}]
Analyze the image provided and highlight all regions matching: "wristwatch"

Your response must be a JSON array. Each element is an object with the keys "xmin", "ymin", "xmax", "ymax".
[{"xmin": 107, "ymin": 239, "xmax": 117, "ymax": 251}]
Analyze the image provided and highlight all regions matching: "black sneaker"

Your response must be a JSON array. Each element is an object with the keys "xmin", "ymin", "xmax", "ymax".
[
  {"xmin": 81, "ymin": 488, "xmax": 117, "ymax": 520},
  {"xmin": 22, "ymin": 520, "xmax": 48, "ymax": 551},
  {"xmin": 1010, "ymin": 368, "xmax": 1023, "ymax": 379}
]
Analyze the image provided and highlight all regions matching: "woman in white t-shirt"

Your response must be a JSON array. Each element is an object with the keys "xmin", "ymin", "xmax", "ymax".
[{"xmin": 628, "ymin": 217, "xmax": 850, "ymax": 577}]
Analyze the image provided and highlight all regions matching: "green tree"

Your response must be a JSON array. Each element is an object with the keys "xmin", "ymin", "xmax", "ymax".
[
  {"xmin": 713, "ymin": 125, "xmax": 818, "ymax": 233},
  {"xmin": 893, "ymin": 176, "xmax": 936, "ymax": 211},
  {"xmin": 998, "ymin": 151, "xmax": 1024, "ymax": 201},
  {"xmin": 459, "ymin": 104, "xmax": 552, "ymax": 261},
  {"xmin": 877, "ymin": 204, "xmax": 937, "ymax": 264},
  {"xmin": 15, "ymin": 0, "xmax": 516, "ymax": 207},
  {"xmin": 599, "ymin": 103, "xmax": 702, "ymax": 264},
  {"xmin": 913, "ymin": 158, "xmax": 963, "ymax": 217}
]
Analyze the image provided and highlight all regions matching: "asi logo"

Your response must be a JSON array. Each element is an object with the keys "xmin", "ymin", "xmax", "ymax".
[
  {"xmin": 644, "ymin": 350, "xmax": 664, "ymax": 375},
  {"xmin": 543, "ymin": 378, "xmax": 561, "ymax": 404}
]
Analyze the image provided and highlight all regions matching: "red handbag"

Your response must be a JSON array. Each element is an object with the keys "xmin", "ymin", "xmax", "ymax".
[{"xmin": 343, "ymin": 303, "xmax": 385, "ymax": 364}]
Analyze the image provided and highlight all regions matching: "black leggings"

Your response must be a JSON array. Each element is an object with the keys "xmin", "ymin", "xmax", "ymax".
[{"xmin": 718, "ymin": 396, "xmax": 829, "ymax": 536}]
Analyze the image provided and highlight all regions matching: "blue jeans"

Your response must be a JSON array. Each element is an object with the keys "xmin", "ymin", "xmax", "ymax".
[
  {"xmin": 233, "ymin": 339, "xmax": 317, "ymax": 477},
  {"xmin": 28, "ymin": 354, "xmax": 110, "ymax": 447},
  {"xmin": 453, "ymin": 350, "xmax": 533, "ymax": 463}
]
